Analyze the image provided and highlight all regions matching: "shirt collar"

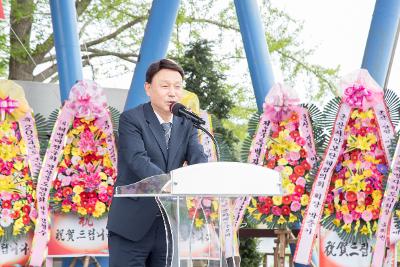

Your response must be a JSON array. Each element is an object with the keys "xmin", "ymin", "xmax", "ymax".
[{"xmin": 154, "ymin": 111, "xmax": 173, "ymax": 125}]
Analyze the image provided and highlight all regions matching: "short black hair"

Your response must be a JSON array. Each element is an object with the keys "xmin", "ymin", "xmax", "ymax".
[{"xmin": 145, "ymin": 59, "xmax": 184, "ymax": 83}]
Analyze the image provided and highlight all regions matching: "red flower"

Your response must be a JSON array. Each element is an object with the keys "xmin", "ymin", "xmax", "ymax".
[
  {"xmin": 278, "ymin": 126, "xmax": 285, "ymax": 131},
  {"xmin": 365, "ymin": 184, "xmax": 373, "ymax": 194},
  {"xmin": 107, "ymin": 186, "xmax": 114, "ymax": 196},
  {"xmin": 347, "ymin": 201, "xmax": 356, "ymax": 211},
  {"xmin": 2, "ymin": 200, "xmax": 11, "ymax": 209},
  {"xmin": 294, "ymin": 185, "xmax": 304, "ymax": 195},
  {"xmin": 290, "ymin": 113, "xmax": 299, "ymax": 122},
  {"xmin": 53, "ymin": 179, "xmax": 61, "ymax": 190},
  {"xmin": 290, "ymin": 131, "xmax": 300, "ymax": 139},
  {"xmin": 86, "ymin": 206, "xmax": 95, "ymax": 214},
  {"xmin": 265, "ymin": 198, "xmax": 273, "ymax": 206},
  {"xmin": 294, "ymin": 166, "xmax": 305, "ymax": 176},
  {"xmin": 289, "ymin": 173, "xmax": 298, "ymax": 183},
  {"xmin": 350, "ymin": 152, "xmax": 359, "ymax": 163},
  {"xmin": 282, "ymin": 195, "xmax": 292, "ymax": 205},
  {"xmin": 301, "ymin": 160, "xmax": 311, "ymax": 171},
  {"xmin": 281, "ymin": 205, "xmax": 291, "ymax": 216},
  {"xmin": 300, "ymin": 149, "xmax": 307, "ymax": 158},
  {"xmin": 260, "ymin": 204, "xmax": 271, "ymax": 215},
  {"xmin": 365, "ymin": 196, "xmax": 373, "ymax": 205},
  {"xmin": 271, "ymin": 132, "xmax": 279, "ymax": 138},
  {"xmin": 22, "ymin": 215, "xmax": 30, "ymax": 225},
  {"xmin": 345, "ymin": 191, "xmax": 357, "ymax": 202},
  {"xmin": 267, "ymin": 160, "xmax": 276, "ymax": 169},
  {"xmin": 62, "ymin": 187, "xmax": 73, "ymax": 197},
  {"xmin": 372, "ymin": 209, "xmax": 380, "ymax": 220},
  {"xmin": 22, "ymin": 205, "xmax": 31, "ymax": 214},
  {"xmin": 11, "ymin": 210, "xmax": 20, "ymax": 219}
]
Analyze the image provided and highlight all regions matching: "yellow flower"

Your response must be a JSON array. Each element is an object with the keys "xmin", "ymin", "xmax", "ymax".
[
  {"xmin": 212, "ymin": 200, "xmax": 218, "ymax": 211},
  {"xmin": 210, "ymin": 212, "xmax": 218, "ymax": 221},
  {"xmin": 19, "ymin": 140, "xmax": 27, "ymax": 155},
  {"xmin": 99, "ymin": 172, "xmax": 107, "ymax": 181},
  {"xmin": 14, "ymin": 160, "xmax": 24, "ymax": 171},
  {"xmin": 335, "ymin": 179, "xmax": 343, "ymax": 188},
  {"xmin": 360, "ymin": 225, "xmax": 370, "ymax": 235},
  {"xmin": 77, "ymin": 207, "xmax": 87, "ymax": 216},
  {"xmin": 266, "ymin": 215, "xmax": 274, "ymax": 222},
  {"xmin": 289, "ymin": 213, "xmax": 297, "ymax": 223},
  {"xmin": 396, "ymin": 210, "xmax": 400, "ymax": 217},
  {"xmin": 324, "ymin": 208, "xmax": 332, "ymax": 216},
  {"xmin": 13, "ymin": 201, "xmax": 23, "ymax": 211},
  {"xmin": 372, "ymin": 190, "xmax": 382, "ymax": 200},
  {"xmin": 286, "ymin": 184, "xmax": 295, "ymax": 194},
  {"xmin": 247, "ymin": 206, "xmax": 257, "ymax": 214},
  {"xmin": 342, "ymin": 224, "xmax": 351, "ymax": 233},
  {"xmin": 0, "ymin": 176, "xmax": 20, "ymax": 194},
  {"xmin": 354, "ymin": 220, "xmax": 360, "ymax": 233},
  {"xmin": 0, "ymin": 143, "xmax": 17, "ymax": 161},
  {"xmin": 277, "ymin": 216, "xmax": 287, "ymax": 224},
  {"xmin": 252, "ymin": 212, "xmax": 262, "ymax": 221},
  {"xmin": 103, "ymin": 155, "xmax": 112, "ymax": 168},
  {"xmin": 73, "ymin": 185, "xmax": 84, "ymax": 194},
  {"xmin": 355, "ymin": 205, "xmax": 365, "ymax": 213},
  {"xmin": 93, "ymin": 209, "xmax": 103, "ymax": 218},
  {"xmin": 0, "ymin": 227, "xmax": 4, "ymax": 236},
  {"xmin": 282, "ymin": 166, "xmax": 293, "ymax": 177},
  {"xmin": 341, "ymin": 205, "xmax": 349, "ymax": 214},
  {"xmin": 186, "ymin": 197, "xmax": 195, "ymax": 209},
  {"xmin": 300, "ymin": 195, "xmax": 309, "ymax": 206},
  {"xmin": 372, "ymin": 221, "xmax": 378, "ymax": 232},
  {"xmin": 61, "ymin": 205, "xmax": 71, "ymax": 213},
  {"xmin": 71, "ymin": 147, "xmax": 81, "ymax": 157},
  {"xmin": 95, "ymin": 201, "xmax": 106, "ymax": 214},
  {"xmin": 64, "ymin": 144, "xmax": 71, "ymax": 155},
  {"xmin": 0, "ymin": 120, "xmax": 12, "ymax": 133},
  {"xmin": 195, "ymin": 218, "xmax": 204, "ymax": 228},
  {"xmin": 272, "ymin": 196, "xmax": 282, "ymax": 206},
  {"xmin": 72, "ymin": 195, "xmax": 81, "ymax": 204},
  {"xmin": 351, "ymin": 110, "xmax": 359, "ymax": 119},
  {"xmin": 89, "ymin": 125, "xmax": 98, "ymax": 133},
  {"xmin": 333, "ymin": 219, "xmax": 341, "ymax": 227},
  {"xmin": 278, "ymin": 158, "xmax": 288, "ymax": 166}
]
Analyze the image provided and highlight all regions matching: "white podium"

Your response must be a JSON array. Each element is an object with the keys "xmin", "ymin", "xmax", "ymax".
[{"xmin": 115, "ymin": 162, "xmax": 282, "ymax": 267}]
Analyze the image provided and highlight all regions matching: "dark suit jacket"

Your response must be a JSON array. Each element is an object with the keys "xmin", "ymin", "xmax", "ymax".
[{"xmin": 107, "ymin": 102, "xmax": 208, "ymax": 241}]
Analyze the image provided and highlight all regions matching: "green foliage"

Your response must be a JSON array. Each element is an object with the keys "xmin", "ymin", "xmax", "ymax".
[
  {"xmin": 176, "ymin": 40, "xmax": 234, "ymax": 120},
  {"xmin": 239, "ymin": 217, "xmax": 263, "ymax": 267},
  {"xmin": 33, "ymin": 112, "xmax": 49, "ymax": 159}
]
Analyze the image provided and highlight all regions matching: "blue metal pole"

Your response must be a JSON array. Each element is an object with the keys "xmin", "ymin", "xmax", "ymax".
[
  {"xmin": 234, "ymin": 0, "xmax": 275, "ymax": 112},
  {"xmin": 50, "ymin": 0, "xmax": 83, "ymax": 102},
  {"xmin": 361, "ymin": 0, "xmax": 400, "ymax": 87},
  {"xmin": 124, "ymin": 0, "xmax": 181, "ymax": 110}
]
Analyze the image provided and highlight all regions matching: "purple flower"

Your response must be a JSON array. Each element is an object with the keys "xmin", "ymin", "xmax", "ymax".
[
  {"xmin": 335, "ymin": 163, "xmax": 342, "ymax": 172},
  {"xmin": 377, "ymin": 164, "xmax": 388, "ymax": 174}
]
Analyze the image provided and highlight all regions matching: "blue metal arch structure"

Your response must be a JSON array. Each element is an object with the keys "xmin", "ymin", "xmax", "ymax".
[{"xmin": 48, "ymin": 1, "xmax": 400, "ymax": 267}]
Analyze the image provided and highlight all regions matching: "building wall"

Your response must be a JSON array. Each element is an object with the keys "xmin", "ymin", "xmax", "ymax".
[{"xmin": 15, "ymin": 80, "xmax": 128, "ymax": 117}]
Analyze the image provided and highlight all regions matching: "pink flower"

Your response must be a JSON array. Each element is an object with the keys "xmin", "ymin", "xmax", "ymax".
[
  {"xmin": 361, "ymin": 210, "xmax": 372, "ymax": 222},
  {"xmin": 295, "ymin": 177, "xmax": 306, "ymax": 187},
  {"xmin": 98, "ymin": 193, "xmax": 109, "ymax": 202},
  {"xmin": 274, "ymin": 166, "xmax": 284, "ymax": 172},
  {"xmin": 290, "ymin": 201, "xmax": 301, "ymax": 212},
  {"xmin": 78, "ymin": 130, "xmax": 97, "ymax": 153},
  {"xmin": 289, "ymin": 151, "xmax": 300, "ymax": 161},
  {"xmin": 271, "ymin": 206, "xmax": 282, "ymax": 216},
  {"xmin": 29, "ymin": 208, "xmax": 38, "ymax": 219},
  {"xmin": 1, "ymin": 192, "xmax": 11, "ymax": 200},
  {"xmin": 326, "ymin": 194, "xmax": 333, "ymax": 203},
  {"xmin": 296, "ymin": 137, "xmax": 306, "ymax": 146},
  {"xmin": 343, "ymin": 213, "xmax": 353, "ymax": 224},
  {"xmin": 351, "ymin": 210, "xmax": 361, "ymax": 220}
]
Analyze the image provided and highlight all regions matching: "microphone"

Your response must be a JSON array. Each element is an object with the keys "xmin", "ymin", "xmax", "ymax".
[{"xmin": 170, "ymin": 102, "xmax": 205, "ymax": 125}]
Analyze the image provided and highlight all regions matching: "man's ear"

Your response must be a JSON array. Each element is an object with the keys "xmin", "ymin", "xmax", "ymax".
[{"xmin": 144, "ymin": 82, "xmax": 151, "ymax": 97}]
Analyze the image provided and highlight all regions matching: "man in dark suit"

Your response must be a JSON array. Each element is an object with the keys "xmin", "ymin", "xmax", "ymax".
[{"xmin": 107, "ymin": 59, "xmax": 208, "ymax": 267}]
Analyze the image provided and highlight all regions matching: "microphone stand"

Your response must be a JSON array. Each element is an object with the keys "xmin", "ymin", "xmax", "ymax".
[{"xmin": 193, "ymin": 123, "xmax": 220, "ymax": 162}]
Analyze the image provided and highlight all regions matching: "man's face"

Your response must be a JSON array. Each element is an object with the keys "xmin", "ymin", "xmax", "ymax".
[{"xmin": 145, "ymin": 69, "xmax": 183, "ymax": 119}]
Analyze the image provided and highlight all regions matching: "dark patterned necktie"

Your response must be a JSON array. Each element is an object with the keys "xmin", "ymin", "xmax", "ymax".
[{"xmin": 161, "ymin": 122, "xmax": 172, "ymax": 148}]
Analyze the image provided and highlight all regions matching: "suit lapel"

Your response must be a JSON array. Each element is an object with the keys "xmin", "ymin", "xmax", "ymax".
[
  {"xmin": 167, "ymin": 116, "xmax": 186, "ymax": 170},
  {"xmin": 144, "ymin": 103, "xmax": 168, "ymax": 162}
]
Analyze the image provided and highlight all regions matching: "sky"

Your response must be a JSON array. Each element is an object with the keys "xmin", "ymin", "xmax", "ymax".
[
  {"xmin": 94, "ymin": 0, "xmax": 400, "ymax": 98},
  {"xmin": 269, "ymin": 0, "xmax": 400, "ymax": 91}
]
